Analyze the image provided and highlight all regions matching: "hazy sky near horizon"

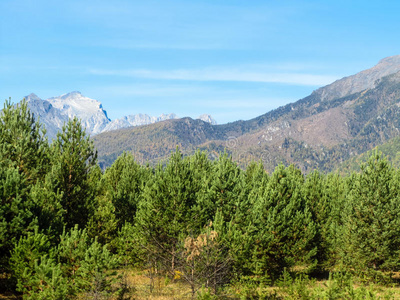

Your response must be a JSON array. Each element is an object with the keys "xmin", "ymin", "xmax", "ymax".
[{"xmin": 1, "ymin": 0, "xmax": 400, "ymax": 124}]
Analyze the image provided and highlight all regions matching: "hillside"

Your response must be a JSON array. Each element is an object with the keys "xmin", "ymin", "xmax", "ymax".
[
  {"xmin": 93, "ymin": 55, "xmax": 400, "ymax": 172},
  {"xmin": 25, "ymin": 92, "xmax": 110, "ymax": 140},
  {"xmin": 24, "ymin": 92, "xmax": 217, "ymax": 141},
  {"xmin": 94, "ymin": 117, "xmax": 224, "ymax": 168},
  {"xmin": 336, "ymin": 136, "xmax": 400, "ymax": 174},
  {"xmin": 215, "ymin": 69, "xmax": 400, "ymax": 172}
]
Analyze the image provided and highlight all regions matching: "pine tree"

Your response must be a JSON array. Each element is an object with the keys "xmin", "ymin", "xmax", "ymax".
[
  {"xmin": 57, "ymin": 225, "xmax": 89, "ymax": 283},
  {"xmin": 0, "ymin": 99, "xmax": 51, "ymax": 272},
  {"xmin": 0, "ymin": 166, "xmax": 36, "ymax": 271},
  {"xmin": 56, "ymin": 225, "xmax": 119, "ymax": 296},
  {"xmin": 77, "ymin": 237, "xmax": 119, "ymax": 299},
  {"xmin": 340, "ymin": 151, "xmax": 400, "ymax": 275},
  {"xmin": 229, "ymin": 161, "xmax": 269, "ymax": 276},
  {"xmin": 303, "ymin": 170, "xmax": 348, "ymax": 270},
  {"xmin": 11, "ymin": 225, "xmax": 120, "ymax": 298},
  {"xmin": 136, "ymin": 148, "xmax": 199, "ymax": 274},
  {"xmin": 86, "ymin": 164, "xmax": 119, "ymax": 244},
  {"xmin": 187, "ymin": 150, "xmax": 213, "ymax": 229},
  {"xmin": 114, "ymin": 222, "xmax": 145, "ymax": 266},
  {"xmin": 236, "ymin": 161, "xmax": 268, "ymax": 226},
  {"xmin": 250, "ymin": 164, "xmax": 317, "ymax": 279},
  {"xmin": 303, "ymin": 170, "xmax": 329, "ymax": 269},
  {"xmin": 102, "ymin": 152, "xmax": 149, "ymax": 227},
  {"xmin": 196, "ymin": 153, "xmax": 243, "ymax": 225},
  {"xmin": 23, "ymin": 256, "xmax": 68, "ymax": 300},
  {"xmin": 10, "ymin": 228, "xmax": 69, "ymax": 300},
  {"xmin": 50, "ymin": 117, "xmax": 98, "ymax": 228},
  {"xmin": 319, "ymin": 172, "xmax": 347, "ymax": 269},
  {"xmin": 10, "ymin": 228, "xmax": 54, "ymax": 292},
  {"xmin": 0, "ymin": 99, "xmax": 49, "ymax": 183},
  {"xmin": 29, "ymin": 172, "xmax": 65, "ymax": 238},
  {"xmin": 86, "ymin": 194, "xmax": 118, "ymax": 245}
]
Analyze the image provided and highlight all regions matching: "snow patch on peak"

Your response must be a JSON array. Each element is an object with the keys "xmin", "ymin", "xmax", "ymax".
[
  {"xmin": 59, "ymin": 91, "xmax": 82, "ymax": 99},
  {"xmin": 25, "ymin": 93, "xmax": 42, "ymax": 101},
  {"xmin": 103, "ymin": 113, "xmax": 180, "ymax": 132},
  {"xmin": 46, "ymin": 92, "xmax": 110, "ymax": 134},
  {"xmin": 197, "ymin": 114, "xmax": 217, "ymax": 125},
  {"xmin": 157, "ymin": 113, "xmax": 178, "ymax": 122},
  {"xmin": 23, "ymin": 91, "xmax": 217, "ymax": 138}
]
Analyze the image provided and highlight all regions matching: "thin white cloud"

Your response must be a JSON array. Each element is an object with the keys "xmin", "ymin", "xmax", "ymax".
[
  {"xmin": 193, "ymin": 98, "xmax": 289, "ymax": 109},
  {"xmin": 88, "ymin": 39, "xmax": 225, "ymax": 50},
  {"xmin": 86, "ymin": 83, "xmax": 291, "ymax": 106},
  {"xmin": 68, "ymin": 1, "xmax": 293, "ymax": 51},
  {"xmin": 89, "ymin": 67, "xmax": 338, "ymax": 86},
  {"xmin": 88, "ymin": 83, "xmax": 207, "ymax": 97}
]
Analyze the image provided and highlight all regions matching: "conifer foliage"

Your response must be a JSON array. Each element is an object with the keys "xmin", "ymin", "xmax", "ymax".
[
  {"xmin": 50, "ymin": 117, "xmax": 98, "ymax": 229},
  {"xmin": 135, "ymin": 148, "xmax": 200, "ymax": 274},
  {"xmin": 250, "ymin": 165, "xmax": 317, "ymax": 279},
  {"xmin": 341, "ymin": 152, "xmax": 400, "ymax": 275},
  {"xmin": 4, "ymin": 98, "xmax": 400, "ymax": 298},
  {"xmin": 0, "ymin": 99, "xmax": 49, "ymax": 182},
  {"xmin": 0, "ymin": 100, "xmax": 48, "ymax": 271}
]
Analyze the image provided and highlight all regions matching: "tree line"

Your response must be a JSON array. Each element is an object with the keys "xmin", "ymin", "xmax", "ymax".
[{"xmin": 1, "ymin": 100, "xmax": 400, "ymax": 299}]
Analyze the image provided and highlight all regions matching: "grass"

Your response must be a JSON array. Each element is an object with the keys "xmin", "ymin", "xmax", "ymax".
[
  {"xmin": 104, "ymin": 268, "xmax": 400, "ymax": 299},
  {"xmin": 110, "ymin": 268, "xmax": 194, "ymax": 300},
  {"xmin": 3, "ymin": 268, "xmax": 400, "ymax": 299}
]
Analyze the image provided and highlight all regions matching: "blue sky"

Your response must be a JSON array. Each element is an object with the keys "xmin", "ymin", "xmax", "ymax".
[{"xmin": 1, "ymin": 0, "xmax": 400, "ymax": 124}]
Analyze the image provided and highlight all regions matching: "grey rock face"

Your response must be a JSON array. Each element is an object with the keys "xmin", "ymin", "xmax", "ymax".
[
  {"xmin": 102, "ymin": 113, "xmax": 179, "ymax": 132},
  {"xmin": 25, "ymin": 93, "xmax": 70, "ymax": 141},
  {"xmin": 26, "ymin": 92, "xmax": 111, "ymax": 140},
  {"xmin": 21, "ymin": 55, "xmax": 400, "ymax": 141},
  {"xmin": 24, "ymin": 92, "xmax": 217, "ymax": 137},
  {"xmin": 197, "ymin": 114, "xmax": 217, "ymax": 125},
  {"xmin": 47, "ymin": 91, "xmax": 111, "ymax": 134},
  {"xmin": 314, "ymin": 55, "xmax": 400, "ymax": 101}
]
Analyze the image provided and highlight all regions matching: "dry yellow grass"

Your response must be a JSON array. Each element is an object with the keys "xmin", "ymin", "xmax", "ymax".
[
  {"xmin": 111, "ymin": 268, "xmax": 194, "ymax": 300},
  {"xmin": 4, "ymin": 268, "xmax": 400, "ymax": 299}
]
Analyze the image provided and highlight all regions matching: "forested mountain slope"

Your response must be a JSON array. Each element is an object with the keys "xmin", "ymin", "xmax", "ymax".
[{"xmin": 94, "ymin": 55, "xmax": 400, "ymax": 172}]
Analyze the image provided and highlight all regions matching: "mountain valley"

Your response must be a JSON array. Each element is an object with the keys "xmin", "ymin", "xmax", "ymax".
[
  {"xmin": 92, "ymin": 55, "xmax": 400, "ymax": 172},
  {"xmin": 24, "ymin": 92, "xmax": 217, "ymax": 141},
  {"xmin": 18, "ymin": 55, "xmax": 400, "ymax": 173}
]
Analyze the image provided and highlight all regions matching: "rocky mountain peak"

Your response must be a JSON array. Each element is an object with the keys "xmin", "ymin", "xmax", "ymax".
[
  {"xmin": 157, "ymin": 113, "xmax": 178, "ymax": 122},
  {"xmin": 24, "ymin": 92, "xmax": 218, "ymax": 136},
  {"xmin": 377, "ymin": 55, "xmax": 400, "ymax": 66},
  {"xmin": 47, "ymin": 92, "xmax": 110, "ymax": 134},
  {"xmin": 197, "ymin": 114, "xmax": 217, "ymax": 125},
  {"xmin": 314, "ymin": 54, "xmax": 400, "ymax": 102},
  {"xmin": 60, "ymin": 91, "xmax": 82, "ymax": 100},
  {"xmin": 102, "ymin": 113, "xmax": 180, "ymax": 132},
  {"xmin": 25, "ymin": 93, "xmax": 42, "ymax": 101},
  {"xmin": 93, "ymin": 55, "xmax": 400, "ymax": 172},
  {"xmin": 24, "ymin": 92, "xmax": 111, "ymax": 137}
]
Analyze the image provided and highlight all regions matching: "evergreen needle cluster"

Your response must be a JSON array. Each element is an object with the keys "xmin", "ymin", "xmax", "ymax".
[{"xmin": 2, "ymin": 100, "xmax": 400, "ymax": 299}]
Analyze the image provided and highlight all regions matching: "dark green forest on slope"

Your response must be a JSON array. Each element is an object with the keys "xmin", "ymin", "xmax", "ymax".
[
  {"xmin": 3, "ymin": 100, "xmax": 400, "ymax": 299},
  {"xmin": 93, "ymin": 71, "xmax": 400, "ymax": 175}
]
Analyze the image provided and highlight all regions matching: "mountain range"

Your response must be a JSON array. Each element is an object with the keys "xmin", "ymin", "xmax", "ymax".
[
  {"xmin": 19, "ymin": 55, "xmax": 400, "ymax": 173},
  {"xmin": 24, "ymin": 92, "xmax": 217, "ymax": 140},
  {"xmin": 91, "ymin": 55, "xmax": 400, "ymax": 172}
]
